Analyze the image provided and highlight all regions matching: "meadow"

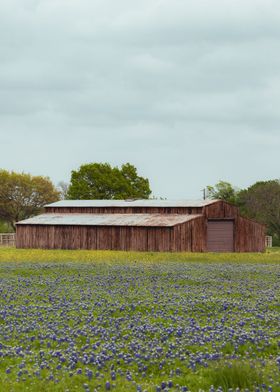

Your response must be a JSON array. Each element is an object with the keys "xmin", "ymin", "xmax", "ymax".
[{"xmin": 0, "ymin": 248, "xmax": 279, "ymax": 392}]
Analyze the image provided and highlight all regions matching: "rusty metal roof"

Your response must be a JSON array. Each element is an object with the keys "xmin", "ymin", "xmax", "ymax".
[
  {"xmin": 17, "ymin": 213, "xmax": 203, "ymax": 227},
  {"xmin": 45, "ymin": 199, "xmax": 218, "ymax": 208}
]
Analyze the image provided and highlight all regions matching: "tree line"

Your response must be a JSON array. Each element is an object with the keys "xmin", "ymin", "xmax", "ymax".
[{"xmin": 0, "ymin": 164, "xmax": 279, "ymax": 245}]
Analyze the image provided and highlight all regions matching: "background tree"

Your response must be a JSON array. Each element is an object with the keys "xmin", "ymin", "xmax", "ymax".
[
  {"xmin": 57, "ymin": 181, "xmax": 69, "ymax": 199},
  {"xmin": 0, "ymin": 170, "xmax": 60, "ymax": 230},
  {"xmin": 67, "ymin": 162, "xmax": 151, "ymax": 200},
  {"xmin": 206, "ymin": 180, "xmax": 239, "ymax": 204},
  {"xmin": 0, "ymin": 220, "xmax": 12, "ymax": 233},
  {"xmin": 238, "ymin": 180, "xmax": 280, "ymax": 245}
]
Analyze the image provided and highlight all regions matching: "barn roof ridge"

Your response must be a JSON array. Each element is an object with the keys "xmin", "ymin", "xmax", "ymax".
[
  {"xmin": 45, "ymin": 199, "xmax": 219, "ymax": 208},
  {"xmin": 16, "ymin": 213, "xmax": 203, "ymax": 227}
]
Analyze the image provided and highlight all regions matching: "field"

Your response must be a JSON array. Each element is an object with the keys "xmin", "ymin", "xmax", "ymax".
[{"xmin": 0, "ymin": 249, "xmax": 279, "ymax": 391}]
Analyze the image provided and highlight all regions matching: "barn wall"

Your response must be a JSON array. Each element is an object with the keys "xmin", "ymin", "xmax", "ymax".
[
  {"xmin": 204, "ymin": 201, "xmax": 239, "ymax": 219},
  {"xmin": 16, "ymin": 225, "xmax": 175, "ymax": 252},
  {"xmin": 171, "ymin": 216, "xmax": 206, "ymax": 252},
  {"xmin": 45, "ymin": 206, "xmax": 203, "ymax": 215},
  {"xmin": 173, "ymin": 223, "xmax": 191, "ymax": 251},
  {"xmin": 191, "ymin": 216, "xmax": 207, "ymax": 251},
  {"xmin": 235, "ymin": 216, "xmax": 265, "ymax": 252}
]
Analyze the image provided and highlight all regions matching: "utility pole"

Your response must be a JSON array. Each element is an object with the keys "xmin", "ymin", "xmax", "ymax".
[{"xmin": 201, "ymin": 188, "xmax": 207, "ymax": 200}]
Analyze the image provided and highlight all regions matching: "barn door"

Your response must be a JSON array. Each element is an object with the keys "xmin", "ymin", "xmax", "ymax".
[{"xmin": 207, "ymin": 220, "xmax": 234, "ymax": 252}]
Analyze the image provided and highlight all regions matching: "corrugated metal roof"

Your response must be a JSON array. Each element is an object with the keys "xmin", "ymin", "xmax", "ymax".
[
  {"xmin": 45, "ymin": 199, "xmax": 218, "ymax": 208},
  {"xmin": 17, "ymin": 213, "xmax": 203, "ymax": 227}
]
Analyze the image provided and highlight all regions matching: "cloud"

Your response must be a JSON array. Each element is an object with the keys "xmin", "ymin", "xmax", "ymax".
[{"xmin": 0, "ymin": 0, "xmax": 280, "ymax": 198}]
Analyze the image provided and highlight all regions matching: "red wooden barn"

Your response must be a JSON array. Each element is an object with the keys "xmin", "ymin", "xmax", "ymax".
[{"xmin": 16, "ymin": 199, "xmax": 265, "ymax": 252}]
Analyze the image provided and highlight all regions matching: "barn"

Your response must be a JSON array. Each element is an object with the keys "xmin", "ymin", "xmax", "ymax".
[{"xmin": 16, "ymin": 199, "xmax": 265, "ymax": 252}]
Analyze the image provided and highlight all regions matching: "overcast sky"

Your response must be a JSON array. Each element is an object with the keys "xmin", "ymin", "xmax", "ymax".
[{"xmin": 1, "ymin": 0, "xmax": 280, "ymax": 198}]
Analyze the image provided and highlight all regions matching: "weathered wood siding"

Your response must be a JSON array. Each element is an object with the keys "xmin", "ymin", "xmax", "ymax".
[
  {"xmin": 45, "ymin": 206, "xmax": 203, "ymax": 215},
  {"xmin": 235, "ymin": 216, "xmax": 265, "ymax": 252},
  {"xmin": 192, "ymin": 216, "xmax": 207, "ymax": 252},
  {"xmin": 204, "ymin": 201, "xmax": 238, "ymax": 219},
  {"xmin": 173, "ymin": 217, "xmax": 206, "ymax": 252},
  {"xmin": 45, "ymin": 200, "xmax": 242, "ymax": 220},
  {"xmin": 16, "ymin": 225, "xmax": 174, "ymax": 251}
]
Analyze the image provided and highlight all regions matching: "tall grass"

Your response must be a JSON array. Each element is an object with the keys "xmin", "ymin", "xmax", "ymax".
[
  {"xmin": 209, "ymin": 362, "xmax": 263, "ymax": 389},
  {"xmin": 0, "ymin": 247, "xmax": 280, "ymax": 264}
]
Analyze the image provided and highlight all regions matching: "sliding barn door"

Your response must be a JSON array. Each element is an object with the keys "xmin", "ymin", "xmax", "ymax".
[{"xmin": 207, "ymin": 220, "xmax": 234, "ymax": 252}]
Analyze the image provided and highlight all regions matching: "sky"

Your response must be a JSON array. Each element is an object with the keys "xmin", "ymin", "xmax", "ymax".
[{"xmin": 1, "ymin": 0, "xmax": 280, "ymax": 199}]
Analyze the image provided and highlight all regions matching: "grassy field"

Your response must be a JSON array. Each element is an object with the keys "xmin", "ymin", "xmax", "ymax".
[
  {"xmin": 0, "ymin": 247, "xmax": 280, "ymax": 264},
  {"xmin": 0, "ymin": 248, "xmax": 279, "ymax": 391}
]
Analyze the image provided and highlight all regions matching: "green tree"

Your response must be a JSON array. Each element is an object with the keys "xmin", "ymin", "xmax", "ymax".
[
  {"xmin": 57, "ymin": 181, "xmax": 69, "ymax": 199},
  {"xmin": 0, "ymin": 170, "xmax": 60, "ymax": 230},
  {"xmin": 206, "ymin": 180, "xmax": 239, "ymax": 204},
  {"xmin": 67, "ymin": 163, "xmax": 151, "ymax": 200},
  {"xmin": 0, "ymin": 220, "xmax": 13, "ymax": 233},
  {"xmin": 238, "ymin": 180, "xmax": 280, "ymax": 244}
]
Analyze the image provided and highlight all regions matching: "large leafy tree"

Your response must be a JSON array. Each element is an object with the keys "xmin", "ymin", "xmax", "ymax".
[
  {"xmin": 67, "ymin": 163, "xmax": 151, "ymax": 200},
  {"xmin": 0, "ymin": 170, "xmax": 60, "ymax": 230},
  {"xmin": 206, "ymin": 180, "xmax": 239, "ymax": 204},
  {"xmin": 238, "ymin": 180, "xmax": 280, "ymax": 243}
]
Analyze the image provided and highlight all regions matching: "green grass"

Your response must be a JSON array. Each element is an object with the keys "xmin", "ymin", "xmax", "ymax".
[
  {"xmin": 0, "ymin": 247, "xmax": 280, "ymax": 264},
  {"xmin": 208, "ymin": 362, "xmax": 264, "ymax": 389}
]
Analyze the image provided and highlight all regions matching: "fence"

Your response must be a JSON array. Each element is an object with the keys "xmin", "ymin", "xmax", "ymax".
[
  {"xmin": 265, "ymin": 235, "xmax": 273, "ymax": 248},
  {"xmin": 0, "ymin": 233, "xmax": 16, "ymax": 247}
]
